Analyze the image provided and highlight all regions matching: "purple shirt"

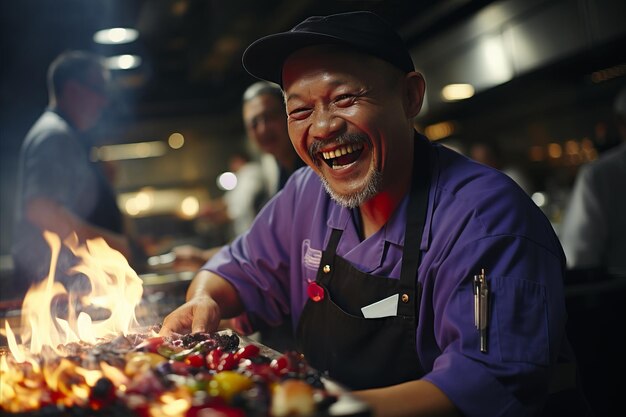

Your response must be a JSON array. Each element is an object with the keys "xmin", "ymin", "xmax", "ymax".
[{"xmin": 205, "ymin": 141, "xmax": 568, "ymax": 416}]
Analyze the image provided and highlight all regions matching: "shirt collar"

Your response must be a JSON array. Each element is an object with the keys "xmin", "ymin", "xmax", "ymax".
[
  {"xmin": 327, "ymin": 202, "xmax": 352, "ymax": 231},
  {"xmin": 323, "ymin": 132, "xmax": 436, "ymax": 252}
]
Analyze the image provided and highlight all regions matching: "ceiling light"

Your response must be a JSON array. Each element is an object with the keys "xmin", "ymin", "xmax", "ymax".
[
  {"xmin": 106, "ymin": 54, "xmax": 141, "ymax": 70},
  {"xmin": 94, "ymin": 28, "xmax": 139, "ymax": 45},
  {"xmin": 180, "ymin": 196, "xmax": 200, "ymax": 218},
  {"xmin": 168, "ymin": 133, "xmax": 185, "ymax": 149},
  {"xmin": 531, "ymin": 192, "xmax": 547, "ymax": 208},
  {"xmin": 93, "ymin": 141, "xmax": 167, "ymax": 161},
  {"xmin": 441, "ymin": 84, "xmax": 475, "ymax": 101}
]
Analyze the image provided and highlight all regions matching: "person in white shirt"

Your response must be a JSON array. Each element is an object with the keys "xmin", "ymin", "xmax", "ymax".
[{"xmin": 560, "ymin": 87, "xmax": 626, "ymax": 277}]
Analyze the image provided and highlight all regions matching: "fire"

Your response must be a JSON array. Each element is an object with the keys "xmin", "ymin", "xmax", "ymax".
[
  {"xmin": 1, "ymin": 231, "xmax": 144, "ymax": 412},
  {"xmin": 6, "ymin": 231, "xmax": 143, "ymax": 358}
]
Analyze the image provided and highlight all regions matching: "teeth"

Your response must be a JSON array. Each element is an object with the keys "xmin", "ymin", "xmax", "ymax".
[{"xmin": 321, "ymin": 143, "xmax": 363, "ymax": 160}]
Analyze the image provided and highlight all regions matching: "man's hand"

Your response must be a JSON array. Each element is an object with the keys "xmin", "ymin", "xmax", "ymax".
[
  {"xmin": 26, "ymin": 197, "xmax": 132, "ymax": 259},
  {"xmin": 160, "ymin": 270, "xmax": 244, "ymax": 336},
  {"xmin": 160, "ymin": 295, "xmax": 221, "ymax": 336}
]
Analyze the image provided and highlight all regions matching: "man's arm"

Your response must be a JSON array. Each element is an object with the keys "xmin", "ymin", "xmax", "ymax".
[
  {"xmin": 160, "ymin": 269, "xmax": 244, "ymax": 336},
  {"xmin": 25, "ymin": 197, "xmax": 131, "ymax": 259},
  {"xmin": 354, "ymin": 380, "xmax": 459, "ymax": 417},
  {"xmin": 354, "ymin": 194, "xmax": 465, "ymax": 417}
]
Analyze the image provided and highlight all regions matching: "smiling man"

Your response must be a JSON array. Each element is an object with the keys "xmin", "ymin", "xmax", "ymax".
[
  {"xmin": 282, "ymin": 45, "xmax": 421, "ymax": 237},
  {"xmin": 161, "ymin": 12, "xmax": 585, "ymax": 417}
]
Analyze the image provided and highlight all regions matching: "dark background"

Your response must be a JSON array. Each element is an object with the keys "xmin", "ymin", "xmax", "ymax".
[
  {"xmin": 0, "ymin": 2, "xmax": 625, "ymax": 413},
  {"xmin": 1, "ymin": 0, "xmax": 625, "ymax": 254}
]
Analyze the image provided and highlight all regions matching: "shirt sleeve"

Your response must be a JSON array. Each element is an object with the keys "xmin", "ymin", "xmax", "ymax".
[
  {"xmin": 421, "ymin": 235, "xmax": 567, "ymax": 416},
  {"xmin": 560, "ymin": 164, "xmax": 606, "ymax": 269},
  {"xmin": 22, "ymin": 132, "xmax": 82, "ymax": 207}
]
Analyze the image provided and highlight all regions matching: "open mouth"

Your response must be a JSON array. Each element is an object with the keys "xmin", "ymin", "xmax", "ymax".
[{"xmin": 320, "ymin": 143, "xmax": 364, "ymax": 169}]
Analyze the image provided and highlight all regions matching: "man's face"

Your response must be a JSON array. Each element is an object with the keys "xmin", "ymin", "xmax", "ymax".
[
  {"xmin": 242, "ymin": 94, "xmax": 291, "ymax": 158},
  {"xmin": 66, "ymin": 66, "xmax": 110, "ymax": 131},
  {"xmin": 282, "ymin": 46, "xmax": 417, "ymax": 208}
]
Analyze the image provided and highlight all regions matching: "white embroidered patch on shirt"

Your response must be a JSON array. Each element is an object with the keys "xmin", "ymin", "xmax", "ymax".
[{"xmin": 302, "ymin": 239, "xmax": 322, "ymax": 272}]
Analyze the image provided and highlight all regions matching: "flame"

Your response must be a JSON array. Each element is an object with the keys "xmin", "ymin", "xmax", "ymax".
[
  {"xmin": 1, "ymin": 230, "xmax": 148, "ymax": 413},
  {"xmin": 99, "ymin": 360, "xmax": 130, "ymax": 386},
  {"xmin": 153, "ymin": 389, "xmax": 192, "ymax": 417},
  {"xmin": 7, "ymin": 231, "xmax": 143, "ymax": 359},
  {"xmin": 5, "ymin": 321, "xmax": 25, "ymax": 363}
]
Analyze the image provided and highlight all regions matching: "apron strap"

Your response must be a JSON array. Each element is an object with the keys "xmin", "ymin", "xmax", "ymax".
[
  {"xmin": 319, "ymin": 133, "xmax": 432, "ymax": 318},
  {"xmin": 398, "ymin": 135, "xmax": 431, "ymax": 317},
  {"xmin": 317, "ymin": 228, "xmax": 343, "ymax": 279}
]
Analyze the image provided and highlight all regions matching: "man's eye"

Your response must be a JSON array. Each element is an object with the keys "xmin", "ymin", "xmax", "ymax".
[
  {"xmin": 288, "ymin": 108, "xmax": 311, "ymax": 120},
  {"xmin": 335, "ymin": 94, "xmax": 356, "ymax": 105}
]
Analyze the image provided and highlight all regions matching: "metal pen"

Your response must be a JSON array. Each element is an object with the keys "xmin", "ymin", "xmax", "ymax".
[{"xmin": 477, "ymin": 268, "xmax": 489, "ymax": 353}]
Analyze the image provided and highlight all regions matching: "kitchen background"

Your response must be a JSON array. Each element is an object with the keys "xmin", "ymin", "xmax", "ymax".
[
  {"xmin": 1, "ymin": 1, "xmax": 625, "ymax": 414},
  {"xmin": 2, "ymin": 0, "xmax": 625, "ymax": 264}
]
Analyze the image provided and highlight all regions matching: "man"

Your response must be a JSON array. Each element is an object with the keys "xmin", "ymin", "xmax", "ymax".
[
  {"xmin": 172, "ymin": 81, "xmax": 304, "ymax": 268},
  {"xmin": 561, "ymin": 87, "xmax": 626, "ymax": 277},
  {"xmin": 171, "ymin": 82, "xmax": 303, "ymax": 352},
  {"xmin": 12, "ymin": 51, "xmax": 131, "ymax": 292},
  {"xmin": 162, "ymin": 12, "xmax": 581, "ymax": 416},
  {"xmin": 242, "ymin": 81, "xmax": 305, "ymax": 195}
]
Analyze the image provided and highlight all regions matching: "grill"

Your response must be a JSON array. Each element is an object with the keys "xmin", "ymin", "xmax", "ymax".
[{"xmin": 0, "ymin": 272, "xmax": 370, "ymax": 417}]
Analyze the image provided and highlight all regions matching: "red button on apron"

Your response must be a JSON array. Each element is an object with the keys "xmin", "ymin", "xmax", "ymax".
[{"xmin": 307, "ymin": 282, "xmax": 324, "ymax": 302}]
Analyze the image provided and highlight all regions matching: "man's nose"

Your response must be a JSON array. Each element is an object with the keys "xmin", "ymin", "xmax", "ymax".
[
  {"xmin": 310, "ymin": 109, "xmax": 344, "ymax": 140},
  {"xmin": 256, "ymin": 119, "xmax": 268, "ymax": 134}
]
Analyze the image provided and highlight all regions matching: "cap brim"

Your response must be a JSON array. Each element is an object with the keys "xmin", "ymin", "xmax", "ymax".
[{"xmin": 242, "ymin": 31, "xmax": 351, "ymax": 86}]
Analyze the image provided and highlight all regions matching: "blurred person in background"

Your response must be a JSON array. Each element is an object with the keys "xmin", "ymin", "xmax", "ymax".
[
  {"xmin": 243, "ymin": 81, "xmax": 305, "ymax": 196},
  {"xmin": 222, "ymin": 151, "xmax": 266, "ymax": 237},
  {"xmin": 172, "ymin": 81, "xmax": 303, "ymax": 269},
  {"xmin": 175, "ymin": 149, "xmax": 266, "ymax": 269},
  {"xmin": 198, "ymin": 150, "xmax": 267, "ymax": 239},
  {"xmin": 171, "ymin": 82, "xmax": 302, "ymax": 352},
  {"xmin": 11, "ymin": 51, "xmax": 134, "ymax": 295},
  {"xmin": 560, "ymin": 86, "xmax": 626, "ymax": 277},
  {"xmin": 558, "ymin": 86, "xmax": 626, "ymax": 416}
]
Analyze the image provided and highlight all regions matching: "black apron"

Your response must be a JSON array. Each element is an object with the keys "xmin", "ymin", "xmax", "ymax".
[{"xmin": 296, "ymin": 136, "xmax": 431, "ymax": 390}]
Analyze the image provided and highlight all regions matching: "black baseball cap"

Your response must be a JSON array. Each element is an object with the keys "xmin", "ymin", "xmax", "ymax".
[{"xmin": 242, "ymin": 11, "xmax": 415, "ymax": 85}]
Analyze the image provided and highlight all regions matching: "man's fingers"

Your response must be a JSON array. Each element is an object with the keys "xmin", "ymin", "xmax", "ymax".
[
  {"xmin": 160, "ymin": 316, "xmax": 182, "ymax": 337},
  {"xmin": 191, "ymin": 320, "xmax": 207, "ymax": 334},
  {"xmin": 160, "ymin": 306, "xmax": 192, "ymax": 336},
  {"xmin": 159, "ymin": 323, "xmax": 175, "ymax": 337},
  {"xmin": 191, "ymin": 302, "xmax": 211, "ymax": 333},
  {"xmin": 158, "ymin": 297, "xmax": 218, "ymax": 336}
]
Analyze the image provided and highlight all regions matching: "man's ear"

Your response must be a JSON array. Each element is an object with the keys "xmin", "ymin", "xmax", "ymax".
[{"xmin": 403, "ymin": 72, "xmax": 426, "ymax": 119}]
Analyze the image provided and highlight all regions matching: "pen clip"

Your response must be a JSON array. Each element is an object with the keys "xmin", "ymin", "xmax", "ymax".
[{"xmin": 473, "ymin": 274, "xmax": 480, "ymax": 328}]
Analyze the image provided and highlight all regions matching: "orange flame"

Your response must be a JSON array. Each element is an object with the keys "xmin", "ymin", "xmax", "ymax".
[
  {"xmin": 6, "ymin": 231, "xmax": 143, "ymax": 360},
  {"xmin": 1, "ymin": 230, "xmax": 147, "ymax": 412}
]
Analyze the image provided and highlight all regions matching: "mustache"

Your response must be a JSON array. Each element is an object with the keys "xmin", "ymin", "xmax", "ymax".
[{"xmin": 307, "ymin": 133, "xmax": 369, "ymax": 161}]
